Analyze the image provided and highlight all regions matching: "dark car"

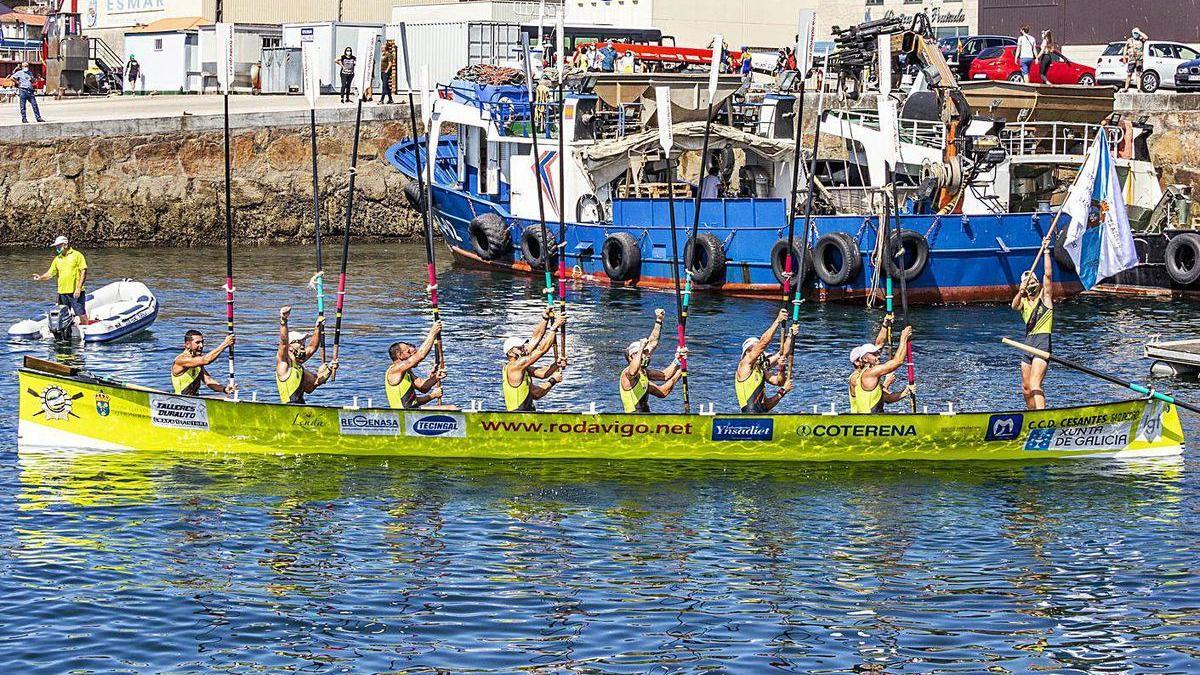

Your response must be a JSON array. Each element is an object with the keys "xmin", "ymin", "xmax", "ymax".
[
  {"xmin": 1175, "ymin": 57, "xmax": 1200, "ymax": 91},
  {"xmin": 944, "ymin": 35, "xmax": 1018, "ymax": 79}
]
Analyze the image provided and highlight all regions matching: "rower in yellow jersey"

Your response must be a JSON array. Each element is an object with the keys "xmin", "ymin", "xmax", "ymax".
[
  {"xmin": 847, "ymin": 321, "xmax": 914, "ymax": 414},
  {"xmin": 1013, "ymin": 240, "xmax": 1054, "ymax": 409},
  {"xmin": 276, "ymin": 305, "xmax": 334, "ymax": 404},
  {"xmin": 502, "ymin": 310, "xmax": 566, "ymax": 411},
  {"xmin": 619, "ymin": 308, "xmax": 685, "ymax": 413},
  {"xmin": 170, "ymin": 329, "xmax": 237, "ymax": 396},
  {"xmin": 384, "ymin": 321, "xmax": 445, "ymax": 409},
  {"xmin": 734, "ymin": 308, "xmax": 796, "ymax": 413}
]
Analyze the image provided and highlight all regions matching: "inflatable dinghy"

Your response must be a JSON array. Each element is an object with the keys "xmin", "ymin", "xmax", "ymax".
[{"xmin": 8, "ymin": 280, "xmax": 159, "ymax": 343}]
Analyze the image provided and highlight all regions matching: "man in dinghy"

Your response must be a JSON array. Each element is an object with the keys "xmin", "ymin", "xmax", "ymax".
[
  {"xmin": 620, "ymin": 308, "xmax": 686, "ymax": 413},
  {"xmin": 171, "ymin": 331, "xmax": 238, "ymax": 396},
  {"xmin": 735, "ymin": 308, "xmax": 796, "ymax": 413},
  {"xmin": 848, "ymin": 322, "xmax": 915, "ymax": 414},
  {"xmin": 385, "ymin": 321, "xmax": 447, "ymax": 409},
  {"xmin": 502, "ymin": 310, "xmax": 566, "ymax": 412},
  {"xmin": 1012, "ymin": 242, "xmax": 1054, "ymax": 410},
  {"xmin": 277, "ymin": 306, "xmax": 334, "ymax": 404},
  {"xmin": 32, "ymin": 235, "xmax": 89, "ymax": 326}
]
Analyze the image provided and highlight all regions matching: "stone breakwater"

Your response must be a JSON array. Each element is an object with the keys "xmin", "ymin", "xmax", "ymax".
[
  {"xmin": 1117, "ymin": 93, "xmax": 1200, "ymax": 199},
  {"xmin": 0, "ymin": 106, "xmax": 421, "ymax": 248}
]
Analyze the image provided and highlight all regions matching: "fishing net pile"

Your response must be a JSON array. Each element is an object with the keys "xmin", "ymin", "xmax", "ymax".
[{"xmin": 453, "ymin": 64, "xmax": 526, "ymax": 86}]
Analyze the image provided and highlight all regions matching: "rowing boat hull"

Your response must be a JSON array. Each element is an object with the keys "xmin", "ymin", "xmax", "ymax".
[{"xmin": 18, "ymin": 369, "xmax": 1184, "ymax": 462}]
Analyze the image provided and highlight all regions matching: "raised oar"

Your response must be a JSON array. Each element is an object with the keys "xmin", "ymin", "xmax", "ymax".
[
  {"xmin": 217, "ymin": 23, "xmax": 236, "ymax": 391},
  {"xmin": 521, "ymin": 34, "xmax": 559, "ymax": 347},
  {"xmin": 302, "ymin": 41, "xmax": 326, "ymax": 364},
  {"xmin": 398, "ymin": 25, "xmax": 444, "ymax": 376},
  {"xmin": 656, "ymin": 85, "xmax": 691, "ymax": 413},
  {"xmin": 1002, "ymin": 338, "xmax": 1200, "ymax": 414},
  {"xmin": 786, "ymin": 47, "xmax": 830, "ymax": 380},
  {"xmin": 780, "ymin": 13, "xmax": 815, "ymax": 349},
  {"xmin": 332, "ymin": 33, "xmax": 379, "ymax": 379},
  {"xmin": 683, "ymin": 33, "xmax": 724, "ymax": 332},
  {"xmin": 555, "ymin": 13, "xmax": 568, "ymax": 360}
]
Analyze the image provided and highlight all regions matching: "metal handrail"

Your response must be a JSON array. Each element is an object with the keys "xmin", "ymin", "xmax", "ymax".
[{"xmin": 997, "ymin": 121, "xmax": 1123, "ymax": 158}]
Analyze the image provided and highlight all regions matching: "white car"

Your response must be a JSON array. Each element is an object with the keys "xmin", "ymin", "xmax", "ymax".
[{"xmin": 1096, "ymin": 40, "xmax": 1200, "ymax": 92}]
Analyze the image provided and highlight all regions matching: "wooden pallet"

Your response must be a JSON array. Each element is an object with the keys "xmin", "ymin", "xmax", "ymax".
[{"xmin": 618, "ymin": 182, "xmax": 692, "ymax": 199}]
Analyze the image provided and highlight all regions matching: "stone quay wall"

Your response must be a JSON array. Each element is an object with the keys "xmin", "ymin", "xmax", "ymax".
[
  {"xmin": 1117, "ymin": 93, "xmax": 1200, "ymax": 200},
  {"xmin": 0, "ymin": 106, "xmax": 422, "ymax": 249}
]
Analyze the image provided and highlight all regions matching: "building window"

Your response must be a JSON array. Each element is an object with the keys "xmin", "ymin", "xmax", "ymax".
[
  {"xmin": 154, "ymin": 38, "xmax": 163, "ymax": 51},
  {"xmin": 263, "ymin": 36, "xmax": 280, "ymax": 49},
  {"xmin": 866, "ymin": 0, "xmax": 882, "ymax": 5}
]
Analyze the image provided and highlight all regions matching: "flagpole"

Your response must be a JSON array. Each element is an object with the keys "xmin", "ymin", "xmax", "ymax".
[{"xmin": 1025, "ymin": 127, "xmax": 1112, "ymax": 277}]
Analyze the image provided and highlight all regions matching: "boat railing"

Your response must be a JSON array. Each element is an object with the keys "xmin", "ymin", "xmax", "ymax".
[
  {"xmin": 442, "ymin": 82, "xmax": 567, "ymax": 140},
  {"xmin": 824, "ymin": 109, "xmax": 946, "ymax": 150},
  {"xmin": 997, "ymin": 121, "xmax": 1123, "ymax": 159}
]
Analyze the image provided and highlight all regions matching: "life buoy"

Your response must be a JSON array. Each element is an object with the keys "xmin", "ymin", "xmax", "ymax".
[
  {"xmin": 577, "ymin": 193, "xmax": 604, "ymax": 223},
  {"xmin": 1165, "ymin": 232, "xmax": 1200, "ymax": 285},
  {"xmin": 882, "ymin": 229, "xmax": 929, "ymax": 282},
  {"xmin": 602, "ymin": 232, "xmax": 641, "ymax": 281},
  {"xmin": 1053, "ymin": 228, "xmax": 1075, "ymax": 273},
  {"xmin": 402, "ymin": 181, "xmax": 426, "ymax": 212},
  {"xmin": 814, "ymin": 232, "xmax": 863, "ymax": 286},
  {"xmin": 684, "ymin": 233, "xmax": 727, "ymax": 285},
  {"xmin": 770, "ymin": 238, "xmax": 814, "ymax": 286},
  {"xmin": 521, "ymin": 226, "xmax": 557, "ymax": 270},
  {"xmin": 468, "ymin": 213, "xmax": 509, "ymax": 260}
]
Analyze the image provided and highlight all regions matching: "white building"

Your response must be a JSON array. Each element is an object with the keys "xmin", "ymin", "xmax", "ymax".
[
  {"xmin": 818, "ymin": 0, "xmax": 977, "ymax": 42},
  {"xmin": 123, "ymin": 17, "xmax": 207, "ymax": 92}
]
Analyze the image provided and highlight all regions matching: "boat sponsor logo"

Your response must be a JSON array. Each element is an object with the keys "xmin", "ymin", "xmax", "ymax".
[
  {"xmin": 985, "ymin": 413, "xmax": 1023, "ymax": 441},
  {"xmin": 28, "ymin": 385, "xmax": 83, "ymax": 421},
  {"xmin": 406, "ymin": 413, "xmax": 466, "ymax": 438},
  {"xmin": 1024, "ymin": 421, "xmax": 1131, "ymax": 451},
  {"xmin": 712, "ymin": 418, "xmax": 774, "ymax": 441},
  {"xmin": 339, "ymin": 410, "xmax": 401, "ymax": 436},
  {"xmin": 149, "ymin": 394, "xmax": 209, "ymax": 431},
  {"xmin": 795, "ymin": 423, "xmax": 916, "ymax": 438},
  {"xmin": 291, "ymin": 410, "xmax": 326, "ymax": 430},
  {"xmin": 1136, "ymin": 401, "xmax": 1167, "ymax": 443},
  {"xmin": 95, "ymin": 392, "xmax": 110, "ymax": 417}
]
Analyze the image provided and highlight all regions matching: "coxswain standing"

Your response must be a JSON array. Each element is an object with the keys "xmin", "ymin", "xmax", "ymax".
[
  {"xmin": 848, "ymin": 320, "xmax": 914, "ymax": 413},
  {"xmin": 171, "ymin": 330, "xmax": 237, "ymax": 396},
  {"xmin": 1013, "ymin": 240, "xmax": 1054, "ymax": 409},
  {"xmin": 502, "ymin": 310, "xmax": 566, "ymax": 412},
  {"xmin": 734, "ymin": 308, "xmax": 796, "ymax": 413},
  {"xmin": 32, "ymin": 235, "xmax": 90, "ymax": 325},
  {"xmin": 385, "ymin": 321, "xmax": 446, "ymax": 409},
  {"xmin": 276, "ymin": 305, "xmax": 334, "ymax": 404},
  {"xmin": 619, "ymin": 308, "xmax": 685, "ymax": 413}
]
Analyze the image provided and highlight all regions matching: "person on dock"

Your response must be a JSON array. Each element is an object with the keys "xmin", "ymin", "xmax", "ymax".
[
  {"xmin": 379, "ymin": 39, "xmax": 397, "ymax": 105},
  {"xmin": 171, "ymin": 330, "xmax": 237, "ymax": 396},
  {"xmin": 385, "ymin": 321, "xmax": 446, "ymax": 409},
  {"xmin": 32, "ymin": 235, "xmax": 89, "ymax": 325},
  {"xmin": 620, "ymin": 308, "xmax": 686, "ymax": 413},
  {"xmin": 502, "ymin": 310, "xmax": 566, "ymax": 412},
  {"xmin": 848, "ymin": 319, "xmax": 915, "ymax": 413},
  {"xmin": 735, "ymin": 308, "xmax": 795, "ymax": 413},
  {"xmin": 11, "ymin": 62, "xmax": 44, "ymax": 123},
  {"xmin": 276, "ymin": 305, "xmax": 334, "ymax": 404},
  {"xmin": 336, "ymin": 47, "xmax": 357, "ymax": 104},
  {"xmin": 1123, "ymin": 28, "xmax": 1147, "ymax": 92},
  {"xmin": 1013, "ymin": 243, "xmax": 1054, "ymax": 409},
  {"xmin": 1016, "ymin": 26, "xmax": 1037, "ymax": 83}
]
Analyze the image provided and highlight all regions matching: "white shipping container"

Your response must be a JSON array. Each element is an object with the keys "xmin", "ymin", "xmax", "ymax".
[
  {"xmin": 198, "ymin": 24, "xmax": 282, "ymax": 92},
  {"xmin": 282, "ymin": 22, "xmax": 384, "ymax": 94},
  {"xmin": 385, "ymin": 21, "xmax": 521, "ymax": 90}
]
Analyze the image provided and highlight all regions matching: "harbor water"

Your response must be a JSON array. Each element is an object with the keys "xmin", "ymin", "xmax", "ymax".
[{"xmin": 2, "ymin": 244, "xmax": 1199, "ymax": 672}]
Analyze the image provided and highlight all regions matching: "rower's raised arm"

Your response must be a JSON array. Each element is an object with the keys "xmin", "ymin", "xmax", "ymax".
[
  {"xmin": 1043, "ymin": 247, "xmax": 1054, "ymax": 308},
  {"xmin": 750, "ymin": 308, "xmax": 787, "ymax": 361},
  {"xmin": 645, "ymin": 309, "xmax": 665, "ymax": 356},
  {"xmin": 277, "ymin": 307, "xmax": 291, "ymax": 364},
  {"xmin": 875, "ymin": 314, "xmax": 893, "ymax": 347}
]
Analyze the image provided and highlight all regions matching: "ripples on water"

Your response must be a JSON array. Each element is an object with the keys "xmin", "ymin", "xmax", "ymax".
[{"xmin": 1, "ymin": 245, "xmax": 1199, "ymax": 672}]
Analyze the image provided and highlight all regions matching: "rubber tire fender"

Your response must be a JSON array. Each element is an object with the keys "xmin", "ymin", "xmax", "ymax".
[
  {"xmin": 882, "ymin": 229, "xmax": 929, "ymax": 282},
  {"xmin": 1165, "ymin": 231, "xmax": 1200, "ymax": 285},
  {"xmin": 602, "ymin": 232, "xmax": 642, "ymax": 282},
  {"xmin": 468, "ymin": 213, "xmax": 510, "ymax": 260},
  {"xmin": 684, "ymin": 233, "xmax": 727, "ymax": 285},
  {"xmin": 1052, "ymin": 228, "xmax": 1075, "ymax": 273},
  {"xmin": 811, "ymin": 232, "xmax": 863, "ymax": 286},
  {"xmin": 521, "ymin": 226, "xmax": 557, "ymax": 270},
  {"xmin": 770, "ymin": 238, "xmax": 815, "ymax": 286},
  {"xmin": 402, "ymin": 180, "xmax": 426, "ymax": 212}
]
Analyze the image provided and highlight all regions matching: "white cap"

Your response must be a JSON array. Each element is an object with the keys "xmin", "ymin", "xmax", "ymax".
[
  {"xmin": 849, "ymin": 343, "xmax": 882, "ymax": 365},
  {"xmin": 626, "ymin": 339, "xmax": 645, "ymax": 358},
  {"xmin": 52, "ymin": 235, "xmax": 69, "ymax": 247},
  {"xmin": 741, "ymin": 337, "xmax": 758, "ymax": 354},
  {"xmin": 503, "ymin": 336, "xmax": 525, "ymax": 354},
  {"xmin": 288, "ymin": 331, "xmax": 309, "ymax": 344}
]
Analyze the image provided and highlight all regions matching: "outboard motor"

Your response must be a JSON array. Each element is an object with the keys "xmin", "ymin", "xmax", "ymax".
[{"xmin": 47, "ymin": 305, "xmax": 74, "ymax": 340}]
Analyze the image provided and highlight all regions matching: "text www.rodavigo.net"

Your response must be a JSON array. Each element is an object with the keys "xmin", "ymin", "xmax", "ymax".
[{"xmin": 479, "ymin": 419, "xmax": 694, "ymax": 438}]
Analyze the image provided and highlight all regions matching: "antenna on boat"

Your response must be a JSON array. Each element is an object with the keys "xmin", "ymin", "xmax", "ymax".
[
  {"xmin": 521, "ymin": 33, "xmax": 563, "ymax": 367},
  {"xmin": 779, "ymin": 11, "xmax": 816, "ymax": 352},
  {"xmin": 656, "ymin": 85, "xmax": 692, "ymax": 414},
  {"xmin": 302, "ymin": 41, "xmax": 327, "ymax": 365},
  {"xmin": 399, "ymin": 24, "xmax": 447, "ymax": 396},
  {"xmin": 555, "ymin": 12, "xmax": 569, "ymax": 361},
  {"xmin": 331, "ymin": 32, "xmax": 378, "ymax": 381},
  {"xmin": 216, "ymin": 22, "xmax": 236, "ymax": 391}
]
